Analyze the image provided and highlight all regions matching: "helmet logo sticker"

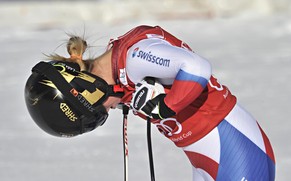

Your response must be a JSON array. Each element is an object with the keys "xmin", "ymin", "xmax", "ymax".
[
  {"xmin": 70, "ymin": 88, "xmax": 79, "ymax": 97},
  {"xmin": 39, "ymin": 79, "xmax": 57, "ymax": 89},
  {"xmin": 80, "ymin": 89, "xmax": 105, "ymax": 105},
  {"xmin": 76, "ymin": 72, "xmax": 95, "ymax": 83},
  {"xmin": 60, "ymin": 103, "xmax": 78, "ymax": 122},
  {"xmin": 29, "ymin": 97, "xmax": 39, "ymax": 106}
]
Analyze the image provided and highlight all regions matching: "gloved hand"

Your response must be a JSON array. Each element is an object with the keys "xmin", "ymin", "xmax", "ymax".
[
  {"xmin": 131, "ymin": 79, "xmax": 175, "ymax": 119},
  {"xmin": 141, "ymin": 94, "xmax": 176, "ymax": 119}
]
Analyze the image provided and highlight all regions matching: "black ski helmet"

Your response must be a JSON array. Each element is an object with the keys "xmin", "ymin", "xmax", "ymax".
[{"xmin": 25, "ymin": 61, "xmax": 123, "ymax": 137}]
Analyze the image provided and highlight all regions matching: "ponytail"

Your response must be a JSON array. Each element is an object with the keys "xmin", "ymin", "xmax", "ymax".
[{"xmin": 45, "ymin": 36, "xmax": 89, "ymax": 71}]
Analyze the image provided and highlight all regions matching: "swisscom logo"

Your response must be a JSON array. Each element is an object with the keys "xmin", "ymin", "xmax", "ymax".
[
  {"xmin": 132, "ymin": 47, "xmax": 170, "ymax": 67},
  {"xmin": 132, "ymin": 47, "xmax": 139, "ymax": 58}
]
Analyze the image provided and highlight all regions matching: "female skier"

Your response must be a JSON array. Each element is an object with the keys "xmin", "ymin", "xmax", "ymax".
[{"xmin": 25, "ymin": 25, "xmax": 275, "ymax": 180}]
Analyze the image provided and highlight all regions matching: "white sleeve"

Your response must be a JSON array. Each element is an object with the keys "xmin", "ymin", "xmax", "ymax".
[{"xmin": 126, "ymin": 38, "xmax": 211, "ymax": 85}]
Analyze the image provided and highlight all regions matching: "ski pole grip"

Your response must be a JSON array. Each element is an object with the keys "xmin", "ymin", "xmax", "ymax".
[{"xmin": 122, "ymin": 105, "xmax": 129, "ymax": 115}]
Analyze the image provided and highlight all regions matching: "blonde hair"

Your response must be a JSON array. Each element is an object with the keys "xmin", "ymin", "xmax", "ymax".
[{"xmin": 46, "ymin": 35, "xmax": 89, "ymax": 71}]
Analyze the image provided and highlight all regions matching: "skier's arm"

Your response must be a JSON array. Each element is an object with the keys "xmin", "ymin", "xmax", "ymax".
[
  {"xmin": 165, "ymin": 52, "xmax": 211, "ymax": 113},
  {"xmin": 126, "ymin": 39, "xmax": 211, "ymax": 117}
]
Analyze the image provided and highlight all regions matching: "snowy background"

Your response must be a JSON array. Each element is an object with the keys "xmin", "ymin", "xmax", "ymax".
[{"xmin": 0, "ymin": 0, "xmax": 290, "ymax": 180}]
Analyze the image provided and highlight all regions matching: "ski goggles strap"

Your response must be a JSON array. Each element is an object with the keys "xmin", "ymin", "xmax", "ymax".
[
  {"xmin": 108, "ymin": 85, "xmax": 125, "ymax": 98},
  {"xmin": 32, "ymin": 61, "xmax": 96, "ymax": 118},
  {"xmin": 80, "ymin": 71, "xmax": 124, "ymax": 99}
]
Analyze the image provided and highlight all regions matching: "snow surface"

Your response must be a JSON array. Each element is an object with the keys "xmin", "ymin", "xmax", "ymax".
[{"xmin": 0, "ymin": 1, "xmax": 290, "ymax": 181}]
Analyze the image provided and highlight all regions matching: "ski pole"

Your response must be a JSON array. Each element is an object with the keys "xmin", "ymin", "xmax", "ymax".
[
  {"xmin": 122, "ymin": 105, "xmax": 129, "ymax": 181},
  {"xmin": 147, "ymin": 116, "xmax": 155, "ymax": 181}
]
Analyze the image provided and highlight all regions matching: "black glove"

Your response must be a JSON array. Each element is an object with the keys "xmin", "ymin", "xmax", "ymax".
[
  {"xmin": 130, "ymin": 79, "xmax": 175, "ymax": 119},
  {"xmin": 142, "ymin": 94, "xmax": 176, "ymax": 119}
]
